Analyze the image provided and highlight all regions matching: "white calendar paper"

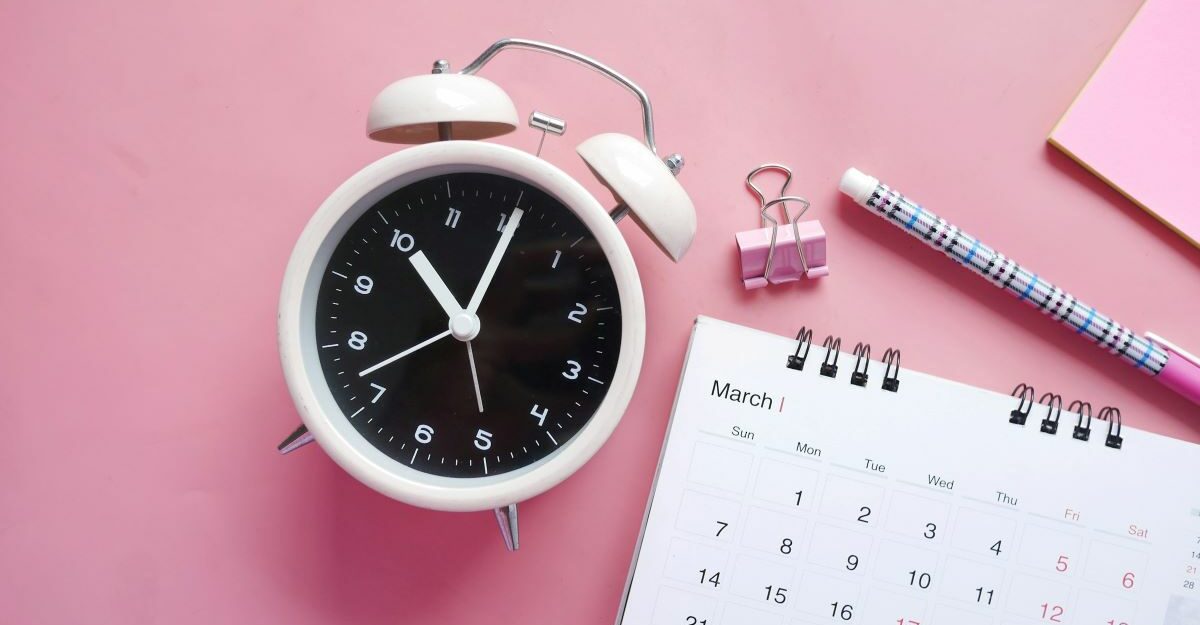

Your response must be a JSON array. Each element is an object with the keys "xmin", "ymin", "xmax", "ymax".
[{"xmin": 617, "ymin": 317, "xmax": 1200, "ymax": 625}]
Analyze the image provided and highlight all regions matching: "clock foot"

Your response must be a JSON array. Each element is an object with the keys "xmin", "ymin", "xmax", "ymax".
[
  {"xmin": 493, "ymin": 503, "xmax": 519, "ymax": 551},
  {"xmin": 277, "ymin": 424, "xmax": 314, "ymax": 455}
]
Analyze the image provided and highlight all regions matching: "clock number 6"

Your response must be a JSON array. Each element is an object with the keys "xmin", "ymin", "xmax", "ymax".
[
  {"xmin": 474, "ymin": 429, "xmax": 493, "ymax": 451},
  {"xmin": 414, "ymin": 424, "xmax": 434, "ymax": 444}
]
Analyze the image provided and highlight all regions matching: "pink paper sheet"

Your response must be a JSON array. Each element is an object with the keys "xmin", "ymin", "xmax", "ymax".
[{"xmin": 1050, "ymin": 0, "xmax": 1200, "ymax": 247}]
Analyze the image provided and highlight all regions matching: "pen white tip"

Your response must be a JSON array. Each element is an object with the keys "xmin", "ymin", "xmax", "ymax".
[{"xmin": 839, "ymin": 167, "xmax": 879, "ymax": 206}]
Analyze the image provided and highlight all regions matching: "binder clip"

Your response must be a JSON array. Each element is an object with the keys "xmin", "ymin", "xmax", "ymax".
[{"xmin": 736, "ymin": 164, "xmax": 828, "ymax": 289}]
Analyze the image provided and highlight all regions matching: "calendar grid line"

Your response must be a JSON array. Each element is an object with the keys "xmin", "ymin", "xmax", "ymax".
[
  {"xmin": 762, "ymin": 445, "xmax": 823, "ymax": 463},
  {"xmin": 696, "ymin": 428, "xmax": 757, "ymax": 446},
  {"xmin": 895, "ymin": 478, "xmax": 955, "ymax": 496},
  {"xmin": 1094, "ymin": 527, "xmax": 1155, "ymax": 546},
  {"xmin": 830, "ymin": 462, "xmax": 889, "ymax": 479},
  {"xmin": 1028, "ymin": 511, "xmax": 1085, "ymax": 528},
  {"xmin": 961, "ymin": 495, "xmax": 1021, "ymax": 511}
]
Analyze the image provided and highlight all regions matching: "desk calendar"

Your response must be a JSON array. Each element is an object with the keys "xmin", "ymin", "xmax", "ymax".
[{"xmin": 616, "ymin": 317, "xmax": 1200, "ymax": 625}]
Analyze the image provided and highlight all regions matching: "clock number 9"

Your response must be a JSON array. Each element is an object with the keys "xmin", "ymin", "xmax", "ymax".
[
  {"xmin": 348, "ymin": 331, "xmax": 367, "ymax": 350},
  {"xmin": 354, "ymin": 276, "xmax": 373, "ymax": 295},
  {"xmin": 414, "ymin": 424, "xmax": 434, "ymax": 444},
  {"xmin": 474, "ymin": 429, "xmax": 493, "ymax": 451}
]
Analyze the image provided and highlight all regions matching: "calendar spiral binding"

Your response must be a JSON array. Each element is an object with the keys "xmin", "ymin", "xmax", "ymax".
[
  {"xmin": 786, "ymin": 326, "xmax": 901, "ymax": 393},
  {"xmin": 1008, "ymin": 383, "xmax": 1124, "ymax": 449}
]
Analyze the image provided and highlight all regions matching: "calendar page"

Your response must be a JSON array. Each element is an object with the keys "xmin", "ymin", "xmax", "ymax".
[{"xmin": 616, "ymin": 317, "xmax": 1200, "ymax": 625}]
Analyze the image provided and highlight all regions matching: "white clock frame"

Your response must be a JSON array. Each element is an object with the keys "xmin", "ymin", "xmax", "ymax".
[{"xmin": 278, "ymin": 140, "xmax": 646, "ymax": 512}]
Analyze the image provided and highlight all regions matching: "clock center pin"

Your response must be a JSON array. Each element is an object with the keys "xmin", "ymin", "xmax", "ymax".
[{"xmin": 449, "ymin": 312, "xmax": 481, "ymax": 341}]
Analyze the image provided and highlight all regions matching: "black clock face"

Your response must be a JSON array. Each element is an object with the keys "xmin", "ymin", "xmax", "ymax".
[{"xmin": 314, "ymin": 171, "xmax": 622, "ymax": 478}]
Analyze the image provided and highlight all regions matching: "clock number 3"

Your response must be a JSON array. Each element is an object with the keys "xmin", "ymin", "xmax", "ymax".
[{"xmin": 562, "ymin": 360, "xmax": 582, "ymax": 380}]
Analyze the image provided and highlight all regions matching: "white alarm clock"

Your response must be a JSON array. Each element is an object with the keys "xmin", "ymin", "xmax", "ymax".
[{"xmin": 276, "ymin": 39, "xmax": 696, "ymax": 549}]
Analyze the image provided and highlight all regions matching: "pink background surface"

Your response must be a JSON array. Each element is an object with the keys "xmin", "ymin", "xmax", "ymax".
[
  {"xmin": 1051, "ymin": 0, "xmax": 1200, "ymax": 247},
  {"xmin": 3, "ymin": 1, "xmax": 1198, "ymax": 623}
]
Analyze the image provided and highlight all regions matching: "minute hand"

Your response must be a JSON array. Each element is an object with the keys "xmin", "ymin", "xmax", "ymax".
[{"xmin": 466, "ymin": 208, "xmax": 523, "ymax": 314}]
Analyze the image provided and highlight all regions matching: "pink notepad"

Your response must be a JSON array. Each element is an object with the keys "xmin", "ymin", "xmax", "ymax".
[{"xmin": 1050, "ymin": 0, "xmax": 1200, "ymax": 248}]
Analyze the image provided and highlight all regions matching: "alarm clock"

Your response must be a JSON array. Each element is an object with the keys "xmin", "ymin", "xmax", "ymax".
[{"xmin": 275, "ymin": 38, "xmax": 696, "ymax": 549}]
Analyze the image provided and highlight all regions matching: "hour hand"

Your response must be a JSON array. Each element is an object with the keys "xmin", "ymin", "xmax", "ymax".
[{"xmin": 409, "ymin": 251, "xmax": 463, "ymax": 318}]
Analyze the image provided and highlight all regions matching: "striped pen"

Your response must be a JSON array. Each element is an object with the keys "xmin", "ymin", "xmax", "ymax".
[{"xmin": 839, "ymin": 167, "xmax": 1200, "ymax": 406}]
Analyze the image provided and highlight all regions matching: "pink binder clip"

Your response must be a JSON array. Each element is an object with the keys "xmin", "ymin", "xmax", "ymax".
[{"xmin": 736, "ymin": 163, "xmax": 828, "ymax": 289}]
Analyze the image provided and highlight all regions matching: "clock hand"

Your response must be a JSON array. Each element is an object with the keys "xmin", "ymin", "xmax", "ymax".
[
  {"xmin": 466, "ymin": 340, "xmax": 484, "ymax": 412},
  {"xmin": 409, "ymin": 250, "xmax": 463, "ymax": 318},
  {"xmin": 465, "ymin": 207, "xmax": 524, "ymax": 314},
  {"xmin": 358, "ymin": 329, "xmax": 452, "ymax": 377}
]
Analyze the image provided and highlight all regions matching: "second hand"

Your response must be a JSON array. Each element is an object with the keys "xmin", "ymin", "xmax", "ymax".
[{"xmin": 466, "ymin": 341, "xmax": 484, "ymax": 412}]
